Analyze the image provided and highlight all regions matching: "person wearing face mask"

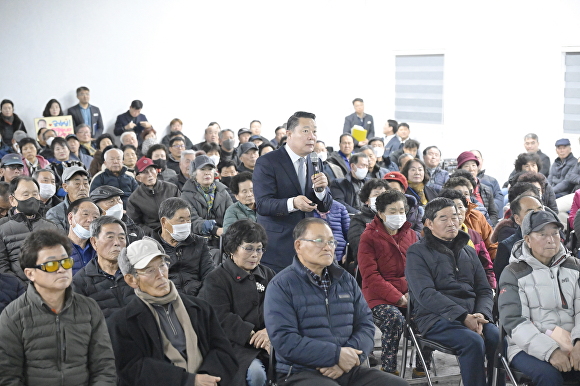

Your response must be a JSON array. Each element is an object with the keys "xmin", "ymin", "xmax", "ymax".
[
  {"xmin": 152, "ymin": 198, "xmax": 214, "ymax": 296},
  {"xmin": 360, "ymin": 145, "xmax": 389, "ymax": 179},
  {"xmin": 32, "ymin": 168, "xmax": 61, "ymax": 216},
  {"xmin": 66, "ymin": 198, "xmax": 99, "ymax": 275},
  {"xmin": 330, "ymin": 153, "xmax": 370, "ymax": 214},
  {"xmin": 127, "ymin": 157, "xmax": 181, "ymax": 237},
  {"xmin": 0, "ymin": 176, "xmax": 59, "ymax": 284},
  {"xmin": 218, "ymin": 128, "xmax": 236, "ymax": 163},
  {"xmin": 314, "ymin": 140, "xmax": 344, "ymax": 182},
  {"xmin": 90, "ymin": 185, "xmax": 144, "ymax": 245},
  {"xmin": 146, "ymin": 144, "xmax": 179, "ymax": 185},
  {"xmin": 358, "ymin": 190, "xmax": 418, "ymax": 375}
]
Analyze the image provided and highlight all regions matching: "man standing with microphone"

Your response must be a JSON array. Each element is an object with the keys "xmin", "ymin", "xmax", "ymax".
[{"xmin": 253, "ymin": 111, "xmax": 333, "ymax": 272}]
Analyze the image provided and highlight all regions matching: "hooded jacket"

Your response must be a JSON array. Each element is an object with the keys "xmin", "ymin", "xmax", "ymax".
[{"xmin": 498, "ymin": 240, "xmax": 580, "ymax": 362}]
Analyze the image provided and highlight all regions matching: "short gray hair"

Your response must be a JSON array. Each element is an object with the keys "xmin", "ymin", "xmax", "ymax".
[
  {"xmin": 120, "ymin": 131, "xmax": 137, "ymax": 144},
  {"xmin": 158, "ymin": 197, "xmax": 191, "ymax": 220},
  {"xmin": 32, "ymin": 168, "xmax": 55, "ymax": 180},
  {"xmin": 75, "ymin": 123, "xmax": 91, "ymax": 133},
  {"xmin": 90, "ymin": 215, "xmax": 128, "ymax": 239},
  {"xmin": 219, "ymin": 129, "xmax": 234, "ymax": 140},
  {"xmin": 524, "ymin": 133, "xmax": 539, "ymax": 141},
  {"xmin": 104, "ymin": 148, "xmax": 123, "ymax": 160},
  {"xmin": 117, "ymin": 247, "xmax": 134, "ymax": 276}
]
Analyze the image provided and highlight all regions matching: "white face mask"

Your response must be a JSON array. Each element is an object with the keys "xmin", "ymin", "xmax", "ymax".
[
  {"xmin": 209, "ymin": 155, "xmax": 220, "ymax": 166},
  {"xmin": 168, "ymin": 222, "xmax": 191, "ymax": 242},
  {"xmin": 383, "ymin": 214, "xmax": 407, "ymax": 230},
  {"xmin": 354, "ymin": 166, "xmax": 368, "ymax": 180},
  {"xmin": 317, "ymin": 151, "xmax": 328, "ymax": 163},
  {"xmin": 72, "ymin": 221, "xmax": 91, "ymax": 240},
  {"xmin": 372, "ymin": 147, "xmax": 384, "ymax": 158},
  {"xmin": 46, "ymin": 137, "xmax": 55, "ymax": 147},
  {"xmin": 106, "ymin": 203, "xmax": 124, "ymax": 220},
  {"xmin": 369, "ymin": 197, "xmax": 377, "ymax": 212},
  {"xmin": 39, "ymin": 183, "xmax": 56, "ymax": 200}
]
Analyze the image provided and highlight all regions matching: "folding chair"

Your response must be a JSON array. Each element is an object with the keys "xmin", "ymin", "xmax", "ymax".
[{"xmin": 400, "ymin": 293, "xmax": 461, "ymax": 386}]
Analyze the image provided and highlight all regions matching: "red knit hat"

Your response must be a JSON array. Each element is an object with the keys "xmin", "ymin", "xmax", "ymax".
[
  {"xmin": 383, "ymin": 171, "xmax": 408, "ymax": 191},
  {"xmin": 456, "ymin": 151, "xmax": 479, "ymax": 169}
]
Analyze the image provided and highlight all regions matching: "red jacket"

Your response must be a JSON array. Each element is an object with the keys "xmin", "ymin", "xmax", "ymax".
[{"xmin": 358, "ymin": 215, "xmax": 417, "ymax": 309}]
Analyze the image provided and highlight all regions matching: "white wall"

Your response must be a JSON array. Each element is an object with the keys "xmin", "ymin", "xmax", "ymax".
[{"xmin": 1, "ymin": 0, "xmax": 580, "ymax": 184}]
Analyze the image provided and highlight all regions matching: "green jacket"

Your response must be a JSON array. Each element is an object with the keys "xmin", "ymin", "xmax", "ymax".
[
  {"xmin": 223, "ymin": 201, "xmax": 257, "ymax": 232},
  {"xmin": 0, "ymin": 283, "xmax": 116, "ymax": 386}
]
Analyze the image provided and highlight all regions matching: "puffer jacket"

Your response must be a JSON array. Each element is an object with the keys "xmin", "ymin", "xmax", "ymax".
[
  {"xmin": 426, "ymin": 167, "xmax": 450, "ymax": 192},
  {"xmin": 548, "ymin": 153, "xmax": 577, "ymax": 195},
  {"xmin": 126, "ymin": 179, "xmax": 180, "ymax": 236},
  {"xmin": 461, "ymin": 223, "xmax": 495, "ymax": 289},
  {"xmin": 72, "ymin": 257, "xmax": 136, "ymax": 318},
  {"xmin": 46, "ymin": 195, "xmax": 71, "ymax": 233},
  {"xmin": 405, "ymin": 228, "xmax": 493, "ymax": 335},
  {"xmin": 0, "ymin": 284, "xmax": 116, "ymax": 385},
  {"xmin": 89, "ymin": 166, "xmax": 138, "ymax": 208},
  {"xmin": 152, "ymin": 231, "xmax": 214, "ymax": 296},
  {"xmin": 464, "ymin": 202, "xmax": 498, "ymax": 260},
  {"xmin": 264, "ymin": 257, "xmax": 375, "ymax": 375},
  {"xmin": 478, "ymin": 170, "xmax": 504, "ymax": 219},
  {"xmin": 0, "ymin": 272, "xmax": 25, "ymax": 314},
  {"xmin": 498, "ymin": 240, "xmax": 580, "ymax": 362},
  {"xmin": 313, "ymin": 200, "xmax": 350, "ymax": 261},
  {"xmin": 223, "ymin": 201, "xmax": 257, "ymax": 233},
  {"xmin": 180, "ymin": 179, "xmax": 233, "ymax": 237},
  {"xmin": 0, "ymin": 210, "xmax": 59, "ymax": 283},
  {"xmin": 358, "ymin": 217, "xmax": 417, "ymax": 309},
  {"xmin": 478, "ymin": 181, "xmax": 499, "ymax": 225}
]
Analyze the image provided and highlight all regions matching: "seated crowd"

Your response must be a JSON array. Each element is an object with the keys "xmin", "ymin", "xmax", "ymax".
[{"xmin": 0, "ymin": 93, "xmax": 579, "ymax": 386}]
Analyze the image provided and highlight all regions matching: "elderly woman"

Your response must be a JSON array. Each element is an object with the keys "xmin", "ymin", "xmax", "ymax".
[
  {"xmin": 499, "ymin": 210, "xmax": 580, "ymax": 386},
  {"xmin": 121, "ymin": 144, "xmax": 138, "ymax": 173},
  {"xmin": 108, "ymin": 237, "xmax": 238, "ymax": 385},
  {"xmin": 358, "ymin": 190, "xmax": 418, "ymax": 375},
  {"xmin": 199, "ymin": 220, "xmax": 275, "ymax": 386},
  {"xmin": 19, "ymin": 137, "xmax": 49, "ymax": 176},
  {"xmin": 400, "ymin": 159, "xmax": 437, "ymax": 206},
  {"xmin": 181, "ymin": 155, "xmax": 233, "ymax": 248},
  {"xmin": 223, "ymin": 172, "xmax": 256, "ymax": 232}
]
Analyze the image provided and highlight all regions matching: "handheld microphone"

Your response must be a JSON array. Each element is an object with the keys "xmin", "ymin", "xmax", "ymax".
[{"xmin": 310, "ymin": 152, "xmax": 325, "ymax": 193}]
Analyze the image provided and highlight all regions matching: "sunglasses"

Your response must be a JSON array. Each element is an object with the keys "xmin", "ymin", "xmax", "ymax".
[{"xmin": 34, "ymin": 257, "xmax": 74, "ymax": 273}]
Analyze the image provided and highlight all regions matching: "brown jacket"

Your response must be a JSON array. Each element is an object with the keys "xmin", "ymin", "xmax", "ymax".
[{"xmin": 464, "ymin": 202, "xmax": 498, "ymax": 260}]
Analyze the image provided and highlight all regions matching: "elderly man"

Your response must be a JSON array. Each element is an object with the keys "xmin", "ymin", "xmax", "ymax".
[
  {"xmin": 33, "ymin": 168, "xmax": 60, "ymax": 216},
  {"xmin": 218, "ymin": 128, "xmax": 236, "ymax": 162},
  {"xmin": 193, "ymin": 124, "xmax": 220, "ymax": 151},
  {"xmin": 330, "ymin": 152, "xmax": 370, "ymax": 214},
  {"xmin": 360, "ymin": 145, "xmax": 389, "ymax": 179},
  {"xmin": 47, "ymin": 166, "xmax": 90, "ymax": 233},
  {"xmin": 548, "ymin": 138, "xmax": 577, "ymax": 198},
  {"xmin": 0, "ymin": 229, "xmax": 116, "ymax": 385},
  {"xmin": 0, "ymin": 153, "xmax": 24, "ymax": 183},
  {"xmin": 254, "ymin": 111, "xmax": 332, "ymax": 272},
  {"xmin": 499, "ymin": 210, "xmax": 580, "ymax": 386},
  {"xmin": 271, "ymin": 125, "xmax": 286, "ymax": 148},
  {"xmin": 175, "ymin": 149, "xmax": 195, "ymax": 190},
  {"xmin": 90, "ymin": 185, "xmax": 144, "ymax": 244},
  {"xmin": 327, "ymin": 134, "xmax": 354, "ymax": 177},
  {"xmin": 406, "ymin": 198, "xmax": 499, "ymax": 386},
  {"xmin": 107, "ymin": 237, "xmax": 238, "ymax": 385},
  {"xmin": 73, "ymin": 215, "xmax": 135, "ymax": 318},
  {"xmin": 0, "ymin": 176, "xmax": 59, "ymax": 284},
  {"xmin": 120, "ymin": 131, "xmax": 141, "ymax": 154},
  {"xmin": 264, "ymin": 218, "xmax": 406, "ymax": 385},
  {"xmin": 152, "ymin": 198, "xmax": 214, "ymax": 296},
  {"xmin": 237, "ymin": 142, "xmax": 259, "ymax": 173},
  {"xmin": 423, "ymin": 145, "xmax": 449, "ymax": 192},
  {"xmin": 67, "ymin": 198, "xmax": 99, "ymax": 275},
  {"xmin": 90, "ymin": 148, "xmax": 138, "ymax": 208},
  {"xmin": 128, "ymin": 157, "xmax": 180, "ymax": 236}
]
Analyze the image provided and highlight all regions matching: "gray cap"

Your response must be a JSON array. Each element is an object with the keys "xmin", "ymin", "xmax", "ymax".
[
  {"xmin": 521, "ymin": 210, "xmax": 563, "ymax": 236},
  {"xmin": 62, "ymin": 166, "xmax": 89, "ymax": 182},
  {"xmin": 192, "ymin": 155, "xmax": 215, "ymax": 170},
  {"xmin": 240, "ymin": 142, "xmax": 259, "ymax": 154}
]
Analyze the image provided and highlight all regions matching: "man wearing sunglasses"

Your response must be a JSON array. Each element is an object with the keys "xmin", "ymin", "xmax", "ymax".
[
  {"xmin": 107, "ymin": 237, "xmax": 238, "ymax": 385},
  {"xmin": 264, "ymin": 218, "xmax": 407, "ymax": 386},
  {"xmin": 0, "ymin": 229, "xmax": 117, "ymax": 385}
]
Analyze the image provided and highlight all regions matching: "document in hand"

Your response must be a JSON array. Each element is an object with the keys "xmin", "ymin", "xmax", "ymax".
[{"xmin": 351, "ymin": 125, "xmax": 367, "ymax": 142}]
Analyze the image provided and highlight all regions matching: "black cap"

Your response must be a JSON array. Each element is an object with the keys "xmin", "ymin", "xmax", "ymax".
[
  {"xmin": 238, "ymin": 128, "xmax": 251, "ymax": 136},
  {"xmin": 90, "ymin": 185, "xmax": 125, "ymax": 203},
  {"xmin": 240, "ymin": 142, "xmax": 259, "ymax": 154}
]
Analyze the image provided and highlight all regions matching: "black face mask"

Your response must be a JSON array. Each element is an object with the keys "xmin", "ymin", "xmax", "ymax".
[
  {"xmin": 153, "ymin": 159, "xmax": 167, "ymax": 171},
  {"xmin": 14, "ymin": 196, "xmax": 40, "ymax": 216},
  {"xmin": 220, "ymin": 176, "xmax": 233, "ymax": 188}
]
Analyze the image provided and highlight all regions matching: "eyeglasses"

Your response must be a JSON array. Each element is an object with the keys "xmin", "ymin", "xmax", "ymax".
[
  {"xmin": 136, "ymin": 261, "xmax": 169, "ymax": 277},
  {"xmin": 5, "ymin": 165, "xmax": 23, "ymax": 170},
  {"xmin": 239, "ymin": 246, "xmax": 266, "ymax": 254},
  {"xmin": 34, "ymin": 257, "xmax": 74, "ymax": 273},
  {"xmin": 172, "ymin": 144, "xmax": 185, "ymax": 149},
  {"xmin": 299, "ymin": 239, "xmax": 337, "ymax": 248}
]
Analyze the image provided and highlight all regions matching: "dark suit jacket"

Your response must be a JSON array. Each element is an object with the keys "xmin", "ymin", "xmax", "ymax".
[
  {"xmin": 67, "ymin": 104, "xmax": 104, "ymax": 138},
  {"xmin": 254, "ymin": 146, "xmax": 333, "ymax": 272},
  {"xmin": 107, "ymin": 294, "xmax": 238, "ymax": 386},
  {"xmin": 114, "ymin": 111, "xmax": 149, "ymax": 137},
  {"xmin": 384, "ymin": 135, "xmax": 401, "ymax": 158},
  {"xmin": 343, "ymin": 112, "xmax": 375, "ymax": 146}
]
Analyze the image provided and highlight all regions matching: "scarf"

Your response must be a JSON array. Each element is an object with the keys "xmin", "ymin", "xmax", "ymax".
[
  {"xmin": 80, "ymin": 142, "xmax": 97, "ymax": 156},
  {"xmin": 460, "ymin": 223, "xmax": 475, "ymax": 250},
  {"xmin": 409, "ymin": 182, "xmax": 427, "ymax": 205},
  {"xmin": 1, "ymin": 114, "xmax": 14, "ymax": 125},
  {"xmin": 135, "ymin": 280, "xmax": 203, "ymax": 373},
  {"xmin": 195, "ymin": 181, "xmax": 216, "ymax": 213}
]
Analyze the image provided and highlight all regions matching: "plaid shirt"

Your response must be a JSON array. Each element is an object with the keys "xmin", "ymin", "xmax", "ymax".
[{"xmin": 303, "ymin": 264, "xmax": 331, "ymax": 296}]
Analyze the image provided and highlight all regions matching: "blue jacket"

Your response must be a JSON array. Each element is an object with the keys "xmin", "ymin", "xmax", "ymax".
[
  {"xmin": 70, "ymin": 241, "xmax": 96, "ymax": 276},
  {"xmin": 264, "ymin": 257, "xmax": 374, "ymax": 375},
  {"xmin": 0, "ymin": 272, "xmax": 25, "ymax": 314},
  {"xmin": 314, "ymin": 200, "xmax": 350, "ymax": 261},
  {"xmin": 478, "ymin": 171, "xmax": 504, "ymax": 217},
  {"xmin": 548, "ymin": 152, "xmax": 577, "ymax": 196},
  {"xmin": 426, "ymin": 167, "xmax": 449, "ymax": 192},
  {"xmin": 90, "ymin": 167, "xmax": 138, "ymax": 208}
]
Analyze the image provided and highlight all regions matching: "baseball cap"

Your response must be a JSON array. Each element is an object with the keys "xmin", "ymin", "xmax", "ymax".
[
  {"xmin": 193, "ymin": 155, "xmax": 216, "ymax": 170},
  {"xmin": 240, "ymin": 142, "xmax": 259, "ymax": 154},
  {"xmin": 1, "ymin": 154, "xmax": 24, "ymax": 167},
  {"xmin": 90, "ymin": 185, "xmax": 125, "ymax": 203},
  {"xmin": 124, "ymin": 237, "xmax": 170, "ymax": 271},
  {"xmin": 65, "ymin": 134, "xmax": 79, "ymax": 141},
  {"xmin": 456, "ymin": 151, "xmax": 479, "ymax": 169},
  {"xmin": 521, "ymin": 210, "xmax": 563, "ymax": 236},
  {"xmin": 135, "ymin": 157, "xmax": 156, "ymax": 174},
  {"xmin": 383, "ymin": 171, "xmax": 408, "ymax": 191},
  {"xmin": 555, "ymin": 138, "xmax": 571, "ymax": 147},
  {"xmin": 249, "ymin": 135, "xmax": 262, "ymax": 142},
  {"xmin": 61, "ymin": 166, "xmax": 89, "ymax": 182},
  {"xmin": 238, "ymin": 128, "xmax": 251, "ymax": 136}
]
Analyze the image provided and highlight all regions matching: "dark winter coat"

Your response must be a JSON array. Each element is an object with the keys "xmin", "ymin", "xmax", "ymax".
[
  {"xmin": 198, "ymin": 258, "xmax": 275, "ymax": 386},
  {"xmin": 329, "ymin": 173, "xmax": 369, "ymax": 214},
  {"xmin": 0, "ymin": 272, "xmax": 25, "ymax": 314},
  {"xmin": 127, "ymin": 179, "xmax": 180, "ymax": 236},
  {"xmin": 548, "ymin": 153, "xmax": 577, "ymax": 196},
  {"xmin": 107, "ymin": 293, "xmax": 238, "ymax": 386},
  {"xmin": 90, "ymin": 166, "xmax": 138, "ymax": 208},
  {"xmin": 72, "ymin": 257, "xmax": 136, "ymax": 318},
  {"xmin": 0, "ymin": 113, "xmax": 26, "ymax": 144},
  {"xmin": 313, "ymin": 200, "xmax": 350, "ymax": 261}
]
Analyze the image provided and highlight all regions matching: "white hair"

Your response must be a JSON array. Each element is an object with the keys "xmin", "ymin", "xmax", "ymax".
[
  {"xmin": 120, "ymin": 131, "xmax": 137, "ymax": 144},
  {"xmin": 104, "ymin": 148, "xmax": 123, "ymax": 160}
]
